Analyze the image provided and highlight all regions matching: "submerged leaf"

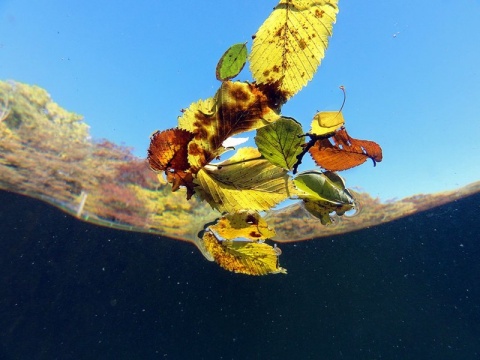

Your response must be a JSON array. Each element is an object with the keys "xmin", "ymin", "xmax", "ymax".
[
  {"xmin": 309, "ymin": 128, "xmax": 383, "ymax": 171},
  {"xmin": 195, "ymin": 148, "xmax": 294, "ymax": 213},
  {"xmin": 216, "ymin": 43, "xmax": 248, "ymax": 81},
  {"xmin": 294, "ymin": 170, "xmax": 355, "ymax": 224},
  {"xmin": 209, "ymin": 210, "xmax": 276, "ymax": 241},
  {"xmin": 310, "ymin": 111, "xmax": 345, "ymax": 136},
  {"xmin": 255, "ymin": 117, "xmax": 304, "ymax": 170},
  {"xmin": 250, "ymin": 0, "xmax": 339, "ymax": 99},
  {"xmin": 202, "ymin": 231, "xmax": 287, "ymax": 275}
]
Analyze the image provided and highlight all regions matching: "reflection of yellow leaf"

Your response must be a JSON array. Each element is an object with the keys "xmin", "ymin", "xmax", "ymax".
[
  {"xmin": 250, "ymin": 0, "xmax": 339, "ymax": 99},
  {"xmin": 209, "ymin": 210, "xmax": 276, "ymax": 241},
  {"xmin": 195, "ymin": 148, "xmax": 294, "ymax": 213},
  {"xmin": 203, "ymin": 231, "xmax": 287, "ymax": 275},
  {"xmin": 310, "ymin": 111, "xmax": 344, "ymax": 136}
]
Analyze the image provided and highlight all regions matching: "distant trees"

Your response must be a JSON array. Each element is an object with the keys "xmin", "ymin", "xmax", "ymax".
[
  {"xmin": 0, "ymin": 80, "xmax": 216, "ymax": 239},
  {"xmin": 1, "ymin": 80, "xmax": 471, "ymax": 243}
]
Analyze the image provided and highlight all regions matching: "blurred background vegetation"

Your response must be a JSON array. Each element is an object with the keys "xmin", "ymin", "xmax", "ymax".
[{"xmin": 1, "ymin": 80, "xmax": 478, "ymax": 244}]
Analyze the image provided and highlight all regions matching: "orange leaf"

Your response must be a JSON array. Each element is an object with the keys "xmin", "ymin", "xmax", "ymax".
[
  {"xmin": 309, "ymin": 128, "xmax": 382, "ymax": 171},
  {"xmin": 166, "ymin": 170, "xmax": 195, "ymax": 200},
  {"xmin": 147, "ymin": 128, "xmax": 193, "ymax": 172}
]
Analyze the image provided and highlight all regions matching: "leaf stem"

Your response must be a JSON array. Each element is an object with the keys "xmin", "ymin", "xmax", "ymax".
[
  {"xmin": 205, "ymin": 156, "xmax": 264, "ymax": 170},
  {"xmin": 292, "ymin": 133, "xmax": 332, "ymax": 174},
  {"xmin": 339, "ymin": 85, "xmax": 346, "ymax": 113}
]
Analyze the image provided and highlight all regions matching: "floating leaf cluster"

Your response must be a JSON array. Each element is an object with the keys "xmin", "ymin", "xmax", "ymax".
[{"xmin": 147, "ymin": 0, "xmax": 382, "ymax": 275}]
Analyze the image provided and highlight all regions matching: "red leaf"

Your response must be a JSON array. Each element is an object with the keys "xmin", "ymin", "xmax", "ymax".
[
  {"xmin": 147, "ymin": 128, "xmax": 193, "ymax": 172},
  {"xmin": 309, "ymin": 128, "xmax": 382, "ymax": 171}
]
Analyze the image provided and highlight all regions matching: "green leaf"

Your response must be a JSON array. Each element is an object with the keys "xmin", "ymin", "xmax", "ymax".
[
  {"xmin": 293, "ymin": 170, "xmax": 355, "ymax": 224},
  {"xmin": 294, "ymin": 170, "xmax": 354, "ymax": 205},
  {"xmin": 255, "ymin": 117, "xmax": 305, "ymax": 170},
  {"xmin": 194, "ymin": 147, "xmax": 294, "ymax": 213},
  {"xmin": 216, "ymin": 43, "xmax": 248, "ymax": 81}
]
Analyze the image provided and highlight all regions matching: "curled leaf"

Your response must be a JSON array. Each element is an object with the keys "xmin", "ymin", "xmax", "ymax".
[
  {"xmin": 147, "ymin": 129, "xmax": 196, "ymax": 199},
  {"xmin": 255, "ymin": 117, "xmax": 305, "ymax": 170},
  {"xmin": 216, "ymin": 43, "xmax": 248, "ymax": 81},
  {"xmin": 202, "ymin": 231, "xmax": 287, "ymax": 275},
  {"xmin": 250, "ymin": 0, "xmax": 339, "ymax": 99},
  {"xmin": 293, "ymin": 170, "xmax": 355, "ymax": 224},
  {"xmin": 294, "ymin": 170, "xmax": 354, "ymax": 205},
  {"xmin": 309, "ymin": 128, "xmax": 383, "ymax": 171},
  {"xmin": 310, "ymin": 111, "xmax": 345, "ymax": 136},
  {"xmin": 147, "ymin": 128, "xmax": 193, "ymax": 172}
]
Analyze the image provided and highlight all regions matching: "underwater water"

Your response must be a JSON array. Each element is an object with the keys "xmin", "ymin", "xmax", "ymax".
[{"xmin": 1, "ymin": 189, "xmax": 479, "ymax": 359}]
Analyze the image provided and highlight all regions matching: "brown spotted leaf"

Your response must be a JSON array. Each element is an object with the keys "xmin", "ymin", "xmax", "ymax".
[
  {"xmin": 178, "ymin": 81, "xmax": 280, "ymax": 171},
  {"xmin": 309, "ymin": 128, "xmax": 383, "ymax": 171},
  {"xmin": 250, "ymin": 0, "xmax": 339, "ymax": 100}
]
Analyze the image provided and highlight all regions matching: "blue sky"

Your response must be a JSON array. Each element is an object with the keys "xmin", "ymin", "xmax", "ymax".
[{"xmin": 1, "ymin": 0, "xmax": 480, "ymax": 201}]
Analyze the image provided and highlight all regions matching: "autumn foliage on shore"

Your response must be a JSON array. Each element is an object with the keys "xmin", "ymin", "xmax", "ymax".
[{"xmin": 0, "ymin": 80, "xmax": 216, "ymax": 239}]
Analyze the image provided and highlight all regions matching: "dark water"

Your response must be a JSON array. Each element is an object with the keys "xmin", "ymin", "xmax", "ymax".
[{"xmin": 1, "ymin": 190, "xmax": 479, "ymax": 360}]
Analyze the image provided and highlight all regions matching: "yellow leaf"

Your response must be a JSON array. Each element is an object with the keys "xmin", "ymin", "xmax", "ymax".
[
  {"xmin": 177, "ymin": 97, "xmax": 218, "ymax": 171},
  {"xmin": 202, "ymin": 231, "xmax": 287, "ymax": 275},
  {"xmin": 177, "ymin": 97, "xmax": 216, "ymax": 134},
  {"xmin": 310, "ymin": 111, "xmax": 345, "ymax": 136},
  {"xmin": 194, "ymin": 148, "xmax": 294, "ymax": 213},
  {"xmin": 250, "ymin": 0, "xmax": 339, "ymax": 99},
  {"xmin": 209, "ymin": 210, "xmax": 276, "ymax": 241},
  {"xmin": 177, "ymin": 82, "xmax": 280, "ymax": 171},
  {"xmin": 216, "ymin": 81, "xmax": 280, "ymax": 128}
]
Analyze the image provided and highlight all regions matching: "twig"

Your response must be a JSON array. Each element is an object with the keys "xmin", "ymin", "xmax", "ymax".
[
  {"xmin": 292, "ymin": 133, "xmax": 332, "ymax": 174},
  {"xmin": 76, "ymin": 191, "xmax": 88, "ymax": 218}
]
